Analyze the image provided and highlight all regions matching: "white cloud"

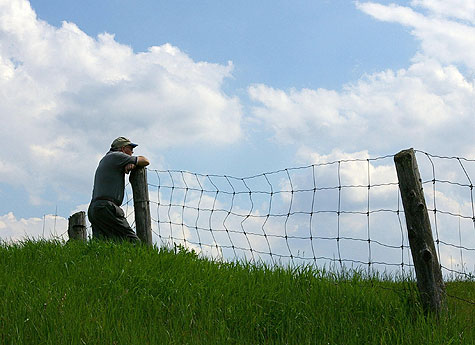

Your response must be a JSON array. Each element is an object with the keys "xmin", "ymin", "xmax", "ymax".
[
  {"xmin": 250, "ymin": 2, "xmax": 475, "ymax": 158},
  {"xmin": 357, "ymin": 1, "xmax": 475, "ymax": 69},
  {"xmin": 0, "ymin": 0, "xmax": 242, "ymax": 204},
  {"xmin": 411, "ymin": 0, "xmax": 475, "ymax": 24},
  {"xmin": 249, "ymin": 60, "xmax": 475, "ymax": 156},
  {"xmin": 0, "ymin": 212, "xmax": 68, "ymax": 242}
]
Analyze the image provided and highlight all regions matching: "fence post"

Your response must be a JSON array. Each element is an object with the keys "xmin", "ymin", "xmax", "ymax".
[
  {"xmin": 129, "ymin": 167, "xmax": 153, "ymax": 245},
  {"xmin": 394, "ymin": 148, "xmax": 446, "ymax": 314},
  {"xmin": 68, "ymin": 211, "xmax": 87, "ymax": 242}
]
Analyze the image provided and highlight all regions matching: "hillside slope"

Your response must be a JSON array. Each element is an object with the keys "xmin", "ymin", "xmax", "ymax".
[{"xmin": 0, "ymin": 240, "xmax": 473, "ymax": 344}]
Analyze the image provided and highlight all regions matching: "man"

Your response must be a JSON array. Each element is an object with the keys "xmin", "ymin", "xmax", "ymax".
[{"xmin": 88, "ymin": 137, "xmax": 150, "ymax": 242}]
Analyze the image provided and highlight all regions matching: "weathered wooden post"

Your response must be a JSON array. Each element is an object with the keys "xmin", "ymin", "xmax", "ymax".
[
  {"xmin": 68, "ymin": 211, "xmax": 87, "ymax": 242},
  {"xmin": 394, "ymin": 148, "xmax": 446, "ymax": 314},
  {"xmin": 129, "ymin": 167, "xmax": 153, "ymax": 245}
]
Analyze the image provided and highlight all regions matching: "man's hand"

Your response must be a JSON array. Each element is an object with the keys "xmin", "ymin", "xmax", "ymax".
[
  {"xmin": 125, "ymin": 163, "xmax": 136, "ymax": 174},
  {"xmin": 137, "ymin": 156, "xmax": 150, "ymax": 167}
]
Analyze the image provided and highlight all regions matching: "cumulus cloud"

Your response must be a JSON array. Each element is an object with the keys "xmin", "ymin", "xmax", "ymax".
[
  {"xmin": 0, "ymin": 0, "xmax": 242, "ymax": 203},
  {"xmin": 357, "ymin": 1, "xmax": 475, "ymax": 69},
  {"xmin": 0, "ymin": 212, "xmax": 68, "ymax": 242},
  {"xmin": 250, "ymin": 1, "xmax": 475, "ymax": 158},
  {"xmin": 411, "ymin": 0, "xmax": 475, "ymax": 24},
  {"xmin": 250, "ymin": 62, "xmax": 474, "ymax": 156}
]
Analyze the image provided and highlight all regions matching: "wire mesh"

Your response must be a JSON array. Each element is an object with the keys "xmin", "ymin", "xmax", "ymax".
[
  {"xmin": 142, "ymin": 156, "xmax": 403, "ymax": 272},
  {"xmin": 134, "ymin": 151, "xmax": 475, "ymax": 286},
  {"xmin": 4, "ymin": 148, "xmax": 472, "ymax": 305}
]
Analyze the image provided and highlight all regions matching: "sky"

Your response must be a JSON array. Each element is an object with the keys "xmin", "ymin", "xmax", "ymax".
[{"xmin": 0, "ymin": 0, "xmax": 474, "ymax": 271}]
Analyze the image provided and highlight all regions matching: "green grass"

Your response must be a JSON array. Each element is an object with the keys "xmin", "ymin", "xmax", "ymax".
[{"xmin": 0, "ymin": 240, "xmax": 473, "ymax": 345}]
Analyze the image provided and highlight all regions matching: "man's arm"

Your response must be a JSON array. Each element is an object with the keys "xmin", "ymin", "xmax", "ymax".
[{"xmin": 124, "ymin": 156, "xmax": 150, "ymax": 174}]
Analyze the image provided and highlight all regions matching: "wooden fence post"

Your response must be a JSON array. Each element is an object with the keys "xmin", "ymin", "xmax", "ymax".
[
  {"xmin": 394, "ymin": 148, "xmax": 446, "ymax": 314},
  {"xmin": 129, "ymin": 167, "xmax": 153, "ymax": 245},
  {"xmin": 68, "ymin": 211, "xmax": 87, "ymax": 242}
]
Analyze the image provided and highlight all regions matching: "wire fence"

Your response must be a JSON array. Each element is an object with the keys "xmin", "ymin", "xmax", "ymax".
[
  {"xmin": 417, "ymin": 151, "xmax": 475, "ymax": 280},
  {"xmin": 121, "ymin": 151, "xmax": 475, "ymax": 285},
  {"xmin": 3, "ymin": 149, "xmax": 473, "ymax": 306}
]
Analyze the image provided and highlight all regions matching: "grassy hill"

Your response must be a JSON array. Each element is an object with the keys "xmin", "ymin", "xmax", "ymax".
[{"xmin": 0, "ymin": 240, "xmax": 473, "ymax": 344}]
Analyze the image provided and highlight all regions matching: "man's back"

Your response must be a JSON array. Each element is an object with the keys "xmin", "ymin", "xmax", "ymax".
[{"xmin": 92, "ymin": 151, "xmax": 137, "ymax": 205}]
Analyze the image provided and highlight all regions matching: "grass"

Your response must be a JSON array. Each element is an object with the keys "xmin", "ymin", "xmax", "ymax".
[{"xmin": 0, "ymin": 240, "xmax": 474, "ymax": 344}]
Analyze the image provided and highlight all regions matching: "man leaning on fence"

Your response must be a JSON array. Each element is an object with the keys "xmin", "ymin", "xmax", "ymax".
[{"xmin": 88, "ymin": 137, "xmax": 150, "ymax": 242}]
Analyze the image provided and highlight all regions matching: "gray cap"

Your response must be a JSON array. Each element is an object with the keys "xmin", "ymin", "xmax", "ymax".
[{"xmin": 111, "ymin": 137, "xmax": 138, "ymax": 150}]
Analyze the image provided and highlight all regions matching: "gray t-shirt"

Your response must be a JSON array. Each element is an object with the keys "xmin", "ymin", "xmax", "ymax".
[{"xmin": 91, "ymin": 150, "xmax": 138, "ymax": 205}]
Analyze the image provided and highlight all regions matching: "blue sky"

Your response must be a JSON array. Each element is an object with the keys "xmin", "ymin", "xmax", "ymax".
[
  {"xmin": 29, "ymin": 0, "xmax": 416, "ymax": 91},
  {"xmin": 0, "ymin": 0, "xmax": 474, "ymax": 267},
  {"xmin": 22, "ymin": 0, "xmax": 419, "ymax": 182}
]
